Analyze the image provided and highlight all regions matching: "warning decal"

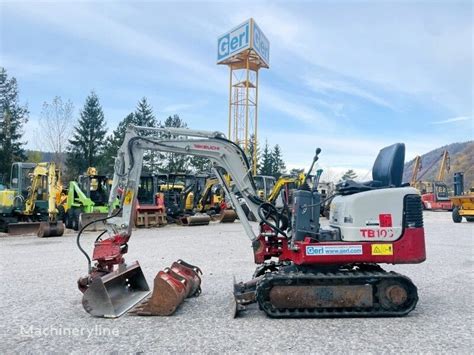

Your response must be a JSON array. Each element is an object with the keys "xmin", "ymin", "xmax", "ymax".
[
  {"xmin": 371, "ymin": 244, "xmax": 393, "ymax": 256},
  {"xmin": 124, "ymin": 189, "xmax": 134, "ymax": 205}
]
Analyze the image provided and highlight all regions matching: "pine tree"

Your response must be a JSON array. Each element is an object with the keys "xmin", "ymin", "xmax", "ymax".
[
  {"xmin": 160, "ymin": 114, "xmax": 190, "ymax": 173},
  {"xmin": 259, "ymin": 140, "xmax": 273, "ymax": 176},
  {"xmin": 102, "ymin": 112, "xmax": 135, "ymax": 174},
  {"xmin": 271, "ymin": 144, "xmax": 286, "ymax": 178},
  {"xmin": 341, "ymin": 169, "xmax": 358, "ymax": 181},
  {"xmin": 133, "ymin": 98, "xmax": 159, "ymax": 173},
  {"xmin": 247, "ymin": 134, "xmax": 260, "ymax": 174},
  {"xmin": 134, "ymin": 97, "xmax": 157, "ymax": 128},
  {"xmin": 0, "ymin": 67, "xmax": 29, "ymax": 182},
  {"xmin": 66, "ymin": 91, "xmax": 107, "ymax": 177}
]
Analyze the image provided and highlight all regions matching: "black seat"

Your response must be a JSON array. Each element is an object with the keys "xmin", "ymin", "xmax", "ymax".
[{"xmin": 337, "ymin": 143, "xmax": 405, "ymax": 195}]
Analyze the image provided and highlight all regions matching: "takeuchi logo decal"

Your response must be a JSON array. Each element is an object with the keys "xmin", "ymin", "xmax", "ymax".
[{"xmin": 194, "ymin": 144, "xmax": 220, "ymax": 151}]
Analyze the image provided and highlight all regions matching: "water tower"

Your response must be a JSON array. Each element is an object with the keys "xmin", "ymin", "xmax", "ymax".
[{"xmin": 217, "ymin": 18, "xmax": 270, "ymax": 175}]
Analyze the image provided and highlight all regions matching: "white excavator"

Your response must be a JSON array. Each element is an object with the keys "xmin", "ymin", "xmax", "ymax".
[{"xmin": 77, "ymin": 126, "xmax": 426, "ymax": 318}]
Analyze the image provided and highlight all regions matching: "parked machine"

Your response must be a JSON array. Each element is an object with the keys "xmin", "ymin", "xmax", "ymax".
[
  {"xmin": 76, "ymin": 126, "xmax": 426, "ymax": 319},
  {"xmin": 0, "ymin": 162, "xmax": 65, "ymax": 236},
  {"xmin": 413, "ymin": 150, "xmax": 452, "ymax": 210},
  {"xmin": 450, "ymin": 172, "xmax": 474, "ymax": 223},
  {"xmin": 254, "ymin": 175, "xmax": 276, "ymax": 200},
  {"xmin": 65, "ymin": 167, "xmax": 116, "ymax": 231},
  {"xmin": 155, "ymin": 173, "xmax": 211, "ymax": 226},
  {"xmin": 135, "ymin": 174, "xmax": 167, "ymax": 228},
  {"xmin": 196, "ymin": 175, "xmax": 237, "ymax": 223}
]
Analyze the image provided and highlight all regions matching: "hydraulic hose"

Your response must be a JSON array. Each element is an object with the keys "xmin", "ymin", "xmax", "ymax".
[{"xmin": 76, "ymin": 207, "xmax": 123, "ymax": 273}]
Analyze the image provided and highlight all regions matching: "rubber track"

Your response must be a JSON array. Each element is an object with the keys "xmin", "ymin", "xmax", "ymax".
[{"xmin": 256, "ymin": 270, "xmax": 418, "ymax": 318}]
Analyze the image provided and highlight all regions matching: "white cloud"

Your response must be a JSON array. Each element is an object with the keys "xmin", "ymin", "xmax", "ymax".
[{"xmin": 431, "ymin": 116, "xmax": 472, "ymax": 124}]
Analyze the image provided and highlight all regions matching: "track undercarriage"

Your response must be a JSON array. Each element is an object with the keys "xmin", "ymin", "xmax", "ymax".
[{"xmin": 233, "ymin": 263, "xmax": 418, "ymax": 318}]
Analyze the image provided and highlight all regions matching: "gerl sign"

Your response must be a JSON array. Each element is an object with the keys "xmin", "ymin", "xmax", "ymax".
[{"xmin": 217, "ymin": 18, "xmax": 270, "ymax": 67}]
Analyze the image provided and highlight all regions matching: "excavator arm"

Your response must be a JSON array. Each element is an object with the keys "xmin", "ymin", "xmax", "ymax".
[
  {"xmin": 105, "ymin": 126, "xmax": 262, "ymax": 240},
  {"xmin": 79, "ymin": 126, "xmax": 263, "ymax": 317}
]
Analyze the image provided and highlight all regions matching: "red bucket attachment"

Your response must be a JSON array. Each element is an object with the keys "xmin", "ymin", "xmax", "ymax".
[
  {"xmin": 131, "ymin": 260, "xmax": 202, "ymax": 316},
  {"xmin": 216, "ymin": 210, "xmax": 237, "ymax": 223},
  {"xmin": 82, "ymin": 261, "xmax": 150, "ymax": 318}
]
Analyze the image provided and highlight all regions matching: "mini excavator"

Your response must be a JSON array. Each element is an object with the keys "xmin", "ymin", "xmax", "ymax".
[{"xmin": 77, "ymin": 126, "xmax": 426, "ymax": 318}]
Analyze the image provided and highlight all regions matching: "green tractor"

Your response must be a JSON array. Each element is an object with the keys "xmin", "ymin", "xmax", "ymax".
[{"xmin": 64, "ymin": 168, "xmax": 118, "ymax": 231}]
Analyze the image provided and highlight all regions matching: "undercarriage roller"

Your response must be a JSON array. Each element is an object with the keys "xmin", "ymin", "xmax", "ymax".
[
  {"xmin": 131, "ymin": 260, "xmax": 202, "ymax": 316},
  {"xmin": 37, "ymin": 221, "xmax": 64, "ymax": 238}
]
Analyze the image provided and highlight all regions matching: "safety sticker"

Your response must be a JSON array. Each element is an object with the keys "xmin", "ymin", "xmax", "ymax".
[
  {"xmin": 306, "ymin": 245, "xmax": 363, "ymax": 256},
  {"xmin": 371, "ymin": 244, "xmax": 393, "ymax": 256},
  {"xmin": 124, "ymin": 190, "xmax": 134, "ymax": 205}
]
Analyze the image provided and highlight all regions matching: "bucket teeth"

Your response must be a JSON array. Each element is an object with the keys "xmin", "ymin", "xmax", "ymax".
[{"xmin": 130, "ymin": 260, "xmax": 203, "ymax": 316}]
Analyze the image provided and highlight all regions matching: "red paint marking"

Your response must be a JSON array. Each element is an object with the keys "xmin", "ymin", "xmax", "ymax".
[
  {"xmin": 379, "ymin": 214, "xmax": 393, "ymax": 227},
  {"xmin": 194, "ymin": 144, "xmax": 220, "ymax": 151}
]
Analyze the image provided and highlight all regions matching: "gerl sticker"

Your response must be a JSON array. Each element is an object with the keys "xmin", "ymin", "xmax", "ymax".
[
  {"xmin": 371, "ymin": 244, "xmax": 393, "ymax": 256},
  {"xmin": 306, "ymin": 245, "xmax": 363, "ymax": 256}
]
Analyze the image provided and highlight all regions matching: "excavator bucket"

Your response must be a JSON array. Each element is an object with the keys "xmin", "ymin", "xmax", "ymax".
[
  {"xmin": 37, "ymin": 221, "xmax": 65, "ymax": 238},
  {"xmin": 7, "ymin": 222, "xmax": 41, "ymax": 235},
  {"xmin": 82, "ymin": 261, "xmax": 150, "ymax": 318},
  {"xmin": 179, "ymin": 214, "xmax": 211, "ymax": 226},
  {"xmin": 79, "ymin": 213, "xmax": 107, "ymax": 231},
  {"xmin": 216, "ymin": 209, "xmax": 237, "ymax": 223},
  {"xmin": 131, "ymin": 260, "xmax": 202, "ymax": 316}
]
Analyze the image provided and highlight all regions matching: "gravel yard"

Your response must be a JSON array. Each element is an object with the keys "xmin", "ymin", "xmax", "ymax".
[{"xmin": 0, "ymin": 211, "xmax": 472, "ymax": 353}]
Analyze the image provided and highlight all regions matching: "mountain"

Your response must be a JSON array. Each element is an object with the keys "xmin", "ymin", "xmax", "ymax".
[{"xmin": 403, "ymin": 141, "xmax": 474, "ymax": 191}]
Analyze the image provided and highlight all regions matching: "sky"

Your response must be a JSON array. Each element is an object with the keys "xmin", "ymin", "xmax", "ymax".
[{"xmin": 1, "ymin": 0, "xmax": 472, "ymax": 179}]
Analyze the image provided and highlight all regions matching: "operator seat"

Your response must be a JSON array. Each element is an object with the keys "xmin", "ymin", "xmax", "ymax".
[{"xmin": 337, "ymin": 143, "xmax": 405, "ymax": 195}]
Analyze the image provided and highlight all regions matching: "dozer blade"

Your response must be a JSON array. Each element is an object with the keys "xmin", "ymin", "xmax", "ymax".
[
  {"xmin": 217, "ymin": 209, "xmax": 237, "ymax": 223},
  {"xmin": 79, "ymin": 213, "xmax": 107, "ymax": 231},
  {"xmin": 37, "ymin": 221, "xmax": 64, "ymax": 238},
  {"xmin": 179, "ymin": 214, "xmax": 211, "ymax": 226},
  {"xmin": 7, "ymin": 222, "xmax": 41, "ymax": 235},
  {"xmin": 82, "ymin": 261, "xmax": 150, "ymax": 318}
]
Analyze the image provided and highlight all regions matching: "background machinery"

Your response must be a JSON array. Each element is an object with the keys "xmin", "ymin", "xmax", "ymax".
[
  {"xmin": 65, "ymin": 167, "xmax": 117, "ymax": 231},
  {"xmin": 413, "ymin": 150, "xmax": 452, "ymax": 210},
  {"xmin": 450, "ymin": 172, "xmax": 474, "ymax": 223},
  {"xmin": 0, "ymin": 162, "xmax": 65, "ymax": 236},
  {"xmin": 77, "ymin": 126, "xmax": 426, "ymax": 319}
]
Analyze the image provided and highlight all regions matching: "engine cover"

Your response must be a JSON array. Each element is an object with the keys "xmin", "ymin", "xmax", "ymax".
[{"xmin": 329, "ymin": 187, "xmax": 419, "ymax": 242}]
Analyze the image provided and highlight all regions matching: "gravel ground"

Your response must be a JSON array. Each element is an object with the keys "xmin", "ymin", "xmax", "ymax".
[{"xmin": 0, "ymin": 211, "xmax": 472, "ymax": 353}]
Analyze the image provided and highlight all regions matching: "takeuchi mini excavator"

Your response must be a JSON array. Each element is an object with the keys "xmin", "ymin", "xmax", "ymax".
[{"xmin": 77, "ymin": 126, "xmax": 426, "ymax": 318}]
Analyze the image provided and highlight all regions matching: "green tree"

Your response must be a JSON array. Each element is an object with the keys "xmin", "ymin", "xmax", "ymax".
[
  {"xmin": 66, "ymin": 91, "xmax": 107, "ymax": 177},
  {"xmin": 341, "ymin": 169, "xmax": 358, "ymax": 181},
  {"xmin": 259, "ymin": 140, "xmax": 273, "ymax": 176},
  {"xmin": 0, "ymin": 67, "xmax": 28, "ymax": 182},
  {"xmin": 271, "ymin": 144, "xmax": 286, "ymax": 178},
  {"xmin": 160, "ymin": 114, "xmax": 190, "ymax": 173},
  {"xmin": 134, "ymin": 97, "xmax": 157, "ymax": 128},
  {"xmin": 134, "ymin": 98, "xmax": 159, "ymax": 173},
  {"xmin": 26, "ymin": 150, "xmax": 43, "ymax": 163},
  {"xmin": 247, "ymin": 134, "xmax": 260, "ymax": 174},
  {"xmin": 102, "ymin": 112, "xmax": 135, "ymax": 174}
]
